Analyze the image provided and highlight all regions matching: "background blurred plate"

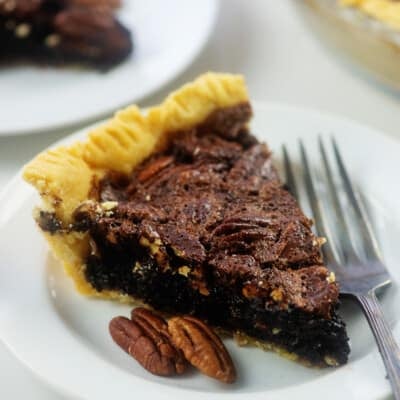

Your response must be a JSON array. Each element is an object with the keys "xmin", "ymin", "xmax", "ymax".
[
  {"xmin": 0, "ymin": 0, "xmax": 218, "ymax": 136},
  {"xmin": 0, "ymin": 103, "xmax": 399, "ymax": 399}
]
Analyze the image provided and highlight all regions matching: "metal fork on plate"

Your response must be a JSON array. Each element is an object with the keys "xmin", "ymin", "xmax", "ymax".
[{"xmin": 283, "ymin": 137, "xmax": 400, "ymax": 399}]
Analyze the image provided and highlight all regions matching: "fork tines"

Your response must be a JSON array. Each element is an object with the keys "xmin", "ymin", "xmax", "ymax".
[
  {"xmin": 283, "ymin": 137, "xmax": 400, "ymax": 398},
  {"xmin": 282, "ymin": 137, "xmax": 383, "ymax": 268}
]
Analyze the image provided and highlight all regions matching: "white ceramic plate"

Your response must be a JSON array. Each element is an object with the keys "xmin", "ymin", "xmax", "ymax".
[
  {"xmin": 0, "ymin": 103, "xmax": 399, "ymax": 400},
  {"xmin": 0, "ymin": 0, "xmax": 218, "ymax": 136}
]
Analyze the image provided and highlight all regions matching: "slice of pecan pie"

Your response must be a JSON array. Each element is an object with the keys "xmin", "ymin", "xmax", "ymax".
[
  {"xmin": 0, "ymin": 0, "xmax": 132, "ymax": 69},
  {"xmin": 23, "ymin": 73, "xmax": 350, "ymax": 367}
]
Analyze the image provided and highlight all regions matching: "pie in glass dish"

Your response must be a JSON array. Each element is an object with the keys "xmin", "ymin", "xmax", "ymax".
[
  {"xmin": 297, "ymin": 0, "xmax": 400, "ymax": 89},
  {"xmin": 23, "ymin": 73, "xmax": 350, "ymax": 367}
]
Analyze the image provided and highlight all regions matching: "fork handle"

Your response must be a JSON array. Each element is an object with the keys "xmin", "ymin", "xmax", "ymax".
[{"xmin": 357, "ymin": 291, "xmax": 400, "ymax": 399}]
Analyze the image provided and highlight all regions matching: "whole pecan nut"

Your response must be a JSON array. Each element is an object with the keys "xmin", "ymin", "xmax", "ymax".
[
  {"xmin": 109, "ymin": 308, "xmax": 187, "ymax": 376},
  {"xmin": 168, "ymin": 316, "xmax": 236, "ymax": 383}
]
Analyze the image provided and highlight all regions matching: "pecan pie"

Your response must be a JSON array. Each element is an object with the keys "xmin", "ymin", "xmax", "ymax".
[
  {"xmin": 23, "ymin": 73, "xmax": 350, "ymax": 367},
  {"xmin": 0, "ymin": 0, "xmax": 132, "ymax": 69}
]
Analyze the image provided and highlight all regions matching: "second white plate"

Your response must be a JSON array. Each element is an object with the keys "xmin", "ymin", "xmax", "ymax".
[
  {"xmin": 0, "ymin": 103, "xmax": 399, "ymax": 399},
  {"xmin": 0, "ymin": 0, "xmax": 218, "ymax": 136}
]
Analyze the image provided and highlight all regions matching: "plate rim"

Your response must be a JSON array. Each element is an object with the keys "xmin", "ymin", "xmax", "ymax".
[{"xmin": 1, "ymin": 102, "xmax": 399, "ymax": 400}]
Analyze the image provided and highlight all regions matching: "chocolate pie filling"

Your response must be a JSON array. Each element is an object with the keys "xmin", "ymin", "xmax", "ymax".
[{"xmin": 41, "ymin": 104, "xmax": 350, "ymax": 366}]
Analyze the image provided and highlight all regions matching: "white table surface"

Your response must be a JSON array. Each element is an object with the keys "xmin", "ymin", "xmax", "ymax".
[{"xmin": 1, "ymin": 0, "xmax": 400, "ymax": 398}]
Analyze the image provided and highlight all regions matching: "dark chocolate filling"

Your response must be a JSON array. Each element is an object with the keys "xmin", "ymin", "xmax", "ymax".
[{"xmin": 38, "ymin": 210, "xmax": 63, "ymax": 233}]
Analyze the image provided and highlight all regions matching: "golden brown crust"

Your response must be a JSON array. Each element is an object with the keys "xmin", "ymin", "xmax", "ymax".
[{"xmin": 23, "ymin": 72, "xmax": 250, "ymax": 296}]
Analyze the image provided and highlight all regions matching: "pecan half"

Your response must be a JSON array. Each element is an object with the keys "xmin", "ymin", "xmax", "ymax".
[
  {"xmin": 109, "ymin": 308, "xmax": 187, "ymax": 376},
  {"xmin": 137, "ymin": 156, "xmax": 174, "ymax": 183},
  {"xmin": 168, "ymin": 316, "xmax": 236, "ymax": 383}
]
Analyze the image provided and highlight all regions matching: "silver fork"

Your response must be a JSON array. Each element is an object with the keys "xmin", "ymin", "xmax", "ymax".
[{"xmin": 283, "ymin": 137, "xmax": 400, "ymax": 399}]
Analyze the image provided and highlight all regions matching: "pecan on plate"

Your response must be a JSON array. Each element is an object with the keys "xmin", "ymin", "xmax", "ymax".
[
  {"xmin": 109, "ymin": 308, "xmax": 187, "ymax": 376},
  {"xmin": 168, "ymin": 316, "xmax": 236, "ymax": 383}
]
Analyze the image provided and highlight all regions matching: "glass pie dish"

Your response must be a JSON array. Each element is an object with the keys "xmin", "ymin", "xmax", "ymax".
[{"xmin": 296, "ymin": 0, "xmax": 400, "ymax": 90}]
